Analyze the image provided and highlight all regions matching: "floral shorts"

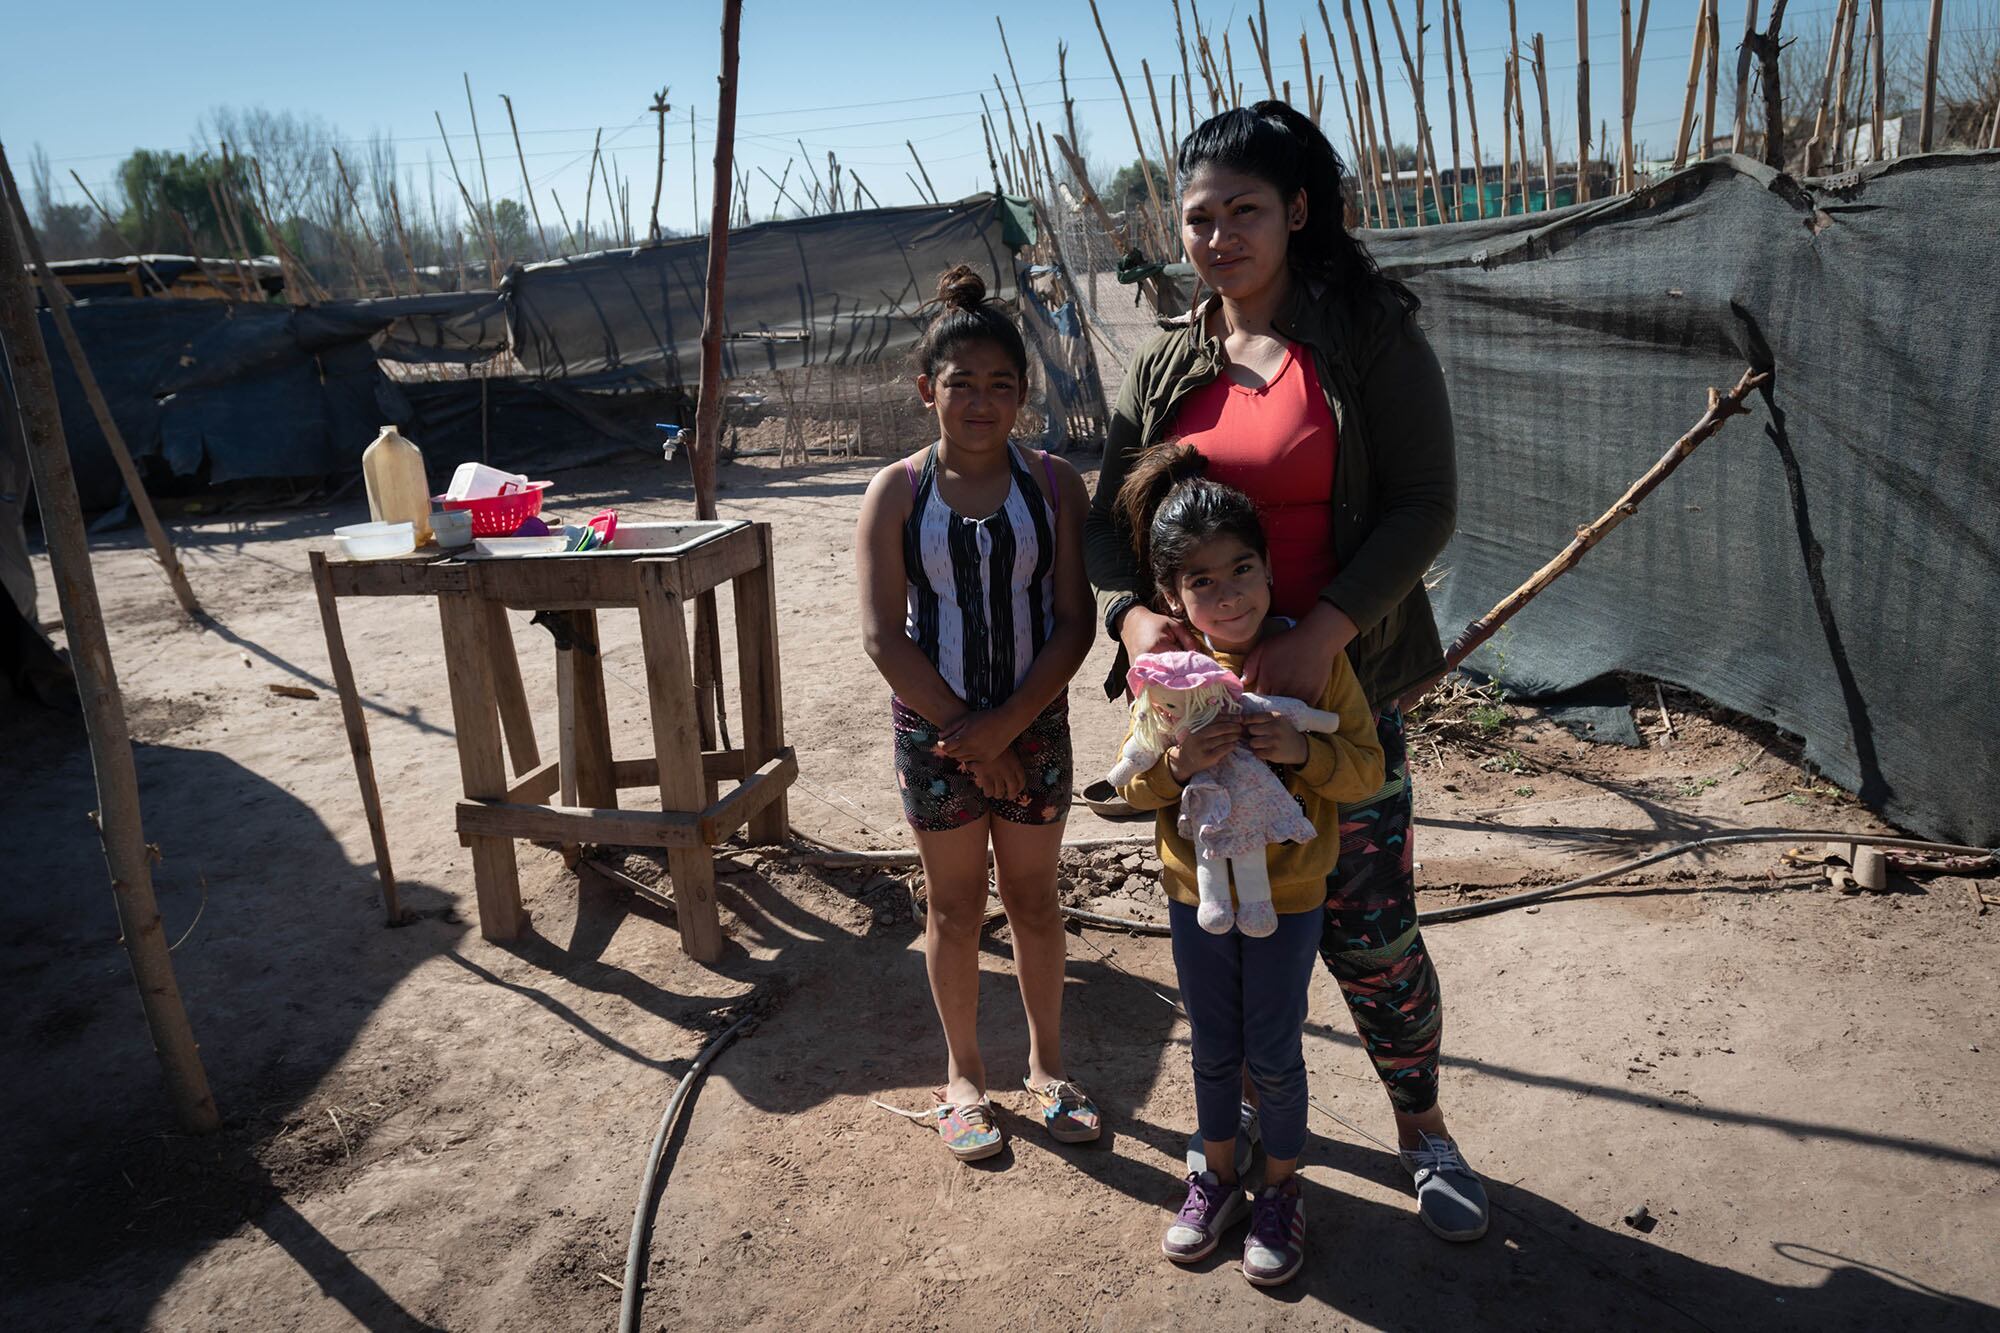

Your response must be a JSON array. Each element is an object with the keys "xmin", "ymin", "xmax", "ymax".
[{"xmin": 891, "ymin": 697, "xmax": 1072, "ymax": 832}]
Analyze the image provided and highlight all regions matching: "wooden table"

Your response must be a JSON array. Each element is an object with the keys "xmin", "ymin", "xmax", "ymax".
[{"xmin": 309, "ymin": 520, "xmax": 793, "ymax": 961}]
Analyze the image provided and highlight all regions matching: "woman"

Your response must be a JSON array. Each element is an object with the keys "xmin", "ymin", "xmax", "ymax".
[{"xmin": 1083, "ymin": 101, "xmax": 1486, "ymax": 1243}]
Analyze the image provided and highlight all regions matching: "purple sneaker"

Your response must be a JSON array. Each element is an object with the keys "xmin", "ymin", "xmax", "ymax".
[
  {"xmin": 1161, "ymin": 1170, "xmax": 1248, "ymax": 1263},
  {"xmin": 1241, "ymin": 1179, "xmax": 1306, "ymax": 1286}
]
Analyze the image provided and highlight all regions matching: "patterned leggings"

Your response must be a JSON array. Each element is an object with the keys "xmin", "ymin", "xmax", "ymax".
[{"xmin": 1322, "ymin": 708, "xmax": 1444, "ymax": 1115}]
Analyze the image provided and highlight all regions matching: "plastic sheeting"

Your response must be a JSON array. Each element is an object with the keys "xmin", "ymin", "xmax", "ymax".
[
  {"xmin": 1370, "ymin": 152, "xmax": 2000, "ymax": 845},
  {"xmin": 505, "ymin": 195, "xmax": 1026, "ymax": 385}
]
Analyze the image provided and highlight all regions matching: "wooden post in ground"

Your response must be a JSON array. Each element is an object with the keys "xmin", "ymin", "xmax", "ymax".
[
  {"xmin": 1620, "ymin": 0, "xmax": 1635, "ymax": 188},
  {"xmin": 1576, "ymin": 0, "xmax": 1592, "ymax": 200},
  {"xmin": 1703, "ymin": 0, "xmax": 1721, "ymax": 164},
  {"xmin": 734, "ymin": 525, "xmax": 788, "ymax": 843},
  {"xmin": 1869, "ymin": 0, "xmax": 1885, "ymax": 160},
  {"xmin": 1533, "ymin": 34, "xmax": 1556, "ymax": 206},
  {"xmin": 1355, "ymin": 0, "xmax": 1406, "ymax": 225},
  {"xmin": 1171, "ymin": 4, "xmax": 1198, "ymax": 131},
  {"xmin": 1440, "ymin": 0, "xmax": 1465, "ymax": 220},
  {"xmin": 1501, "ymin": 55, "xmax": 1516, "ymax": 214},
  {"xmin": 1087, "ymin": 0, "xmax": 1175, "ymax": 258},
  {"xmin": 1732, "ymin": 0, "xmax": 1756, "ymax": 152},
  {"xmin": 649, "ymin": 88, "xmax": 672, "ymax": 242},
  {"xmin": 907, "ymin": 142, "xmax": 940, "ymax": 203},
  {"xmin": 0, "ymin": 154, "xmax": 220, "ymax": 1134},
  {"xmin": 1674, "ymin": 0, "xmax": 1710, "ymax": 168},
  {"xmin": 3, "ymin": 146, "xmax": 200, "ymax": 618},
  {"xmin": 1384, "ymin": 0, "xmax": 1437, "ymax": 223},
  {"xmin": 1917, "ymin": 0, "xmax": 1943, "ymax": 151},
  {"xmin": 1749, "ymin": 0, "xmax": 1791, "ymax": 169},
  {"xmin": 1451, "ymin": 0, "xmax": 1487, "ymax": 217},
  {"xmin": 1143, "ymin": 59, "xmax": 1176, "ymax": 240},
  {"xmin": 1831, "ymin": 0, "xmax": 1858, "ymax": 169},
  {"xmin": 1805, "ymin": 0, "xmax": 1852, "ymax": 175},
  {"xmin": 310, "ymin": 552, "xmax": 401, "ymax": 924},
  {"xmin": 502, "ymin": 94, "xmax": 551, "ymax": 258},
  {"xmin": 1250, "ymin": 1, "xmax": 1277, "ymax": 100}
]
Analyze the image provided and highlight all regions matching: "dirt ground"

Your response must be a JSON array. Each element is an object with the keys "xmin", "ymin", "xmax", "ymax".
[{"xmin": 4, "ymin": 452, "xmax": 1995, "ymax": 1332}]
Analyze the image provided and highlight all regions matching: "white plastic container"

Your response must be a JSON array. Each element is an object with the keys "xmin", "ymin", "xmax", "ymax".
[
  {"xmin": 362, "ymin": 426, "xmax": 433, "ymax": 544},
  {"xmin": 442, "ymin": 462, "xmax": 530, "ymax": 502},
  {"xmin": 471, "ymin": 535, "xmax": 569, "ymax": 558},
  {"xmin": 334, "ymin": 520, "xmax": 417, "ymax": 561}
]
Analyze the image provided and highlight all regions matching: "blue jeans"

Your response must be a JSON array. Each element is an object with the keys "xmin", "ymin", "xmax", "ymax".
[{"xmin": 1168, "ymin": 899, "xmax": 1322, "ymax": 1162}]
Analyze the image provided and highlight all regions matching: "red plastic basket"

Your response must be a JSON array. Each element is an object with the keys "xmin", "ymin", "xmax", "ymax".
[{"xmin": 437, "ymin": 481, "xmax": 551, "ymax": 536}]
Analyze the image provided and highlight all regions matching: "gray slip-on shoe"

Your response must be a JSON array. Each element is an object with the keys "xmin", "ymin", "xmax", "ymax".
[{"xmin": 1399, "ymin": 1131, "xmax": 1489, "ymax": 1241}]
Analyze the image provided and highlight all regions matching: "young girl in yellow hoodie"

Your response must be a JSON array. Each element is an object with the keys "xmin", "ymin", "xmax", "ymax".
[{"xmin": 1113, "ymin": 445, "xmax": 1383, "ymax": 1286}]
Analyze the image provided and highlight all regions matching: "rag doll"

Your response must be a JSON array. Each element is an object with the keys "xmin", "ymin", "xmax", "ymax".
[{"xmin": 1107, "ymin": 651, "xmax": 1340, "ymax": 937}]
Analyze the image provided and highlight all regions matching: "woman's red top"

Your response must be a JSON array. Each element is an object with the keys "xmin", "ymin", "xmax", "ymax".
[{"xmin": 1167, "ymin": 341, "xmax": 1340, "ymax": 621}]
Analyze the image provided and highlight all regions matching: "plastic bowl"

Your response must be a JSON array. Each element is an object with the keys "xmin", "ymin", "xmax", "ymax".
[{"xmin": 334, "ymin": 520, "xmax": 416, "ymax": 561}]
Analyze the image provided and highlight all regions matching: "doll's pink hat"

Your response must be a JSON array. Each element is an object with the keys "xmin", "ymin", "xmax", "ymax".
[{"xmin": 1125, "ymin": 650, "xmax": 1242, "ymax": 701}]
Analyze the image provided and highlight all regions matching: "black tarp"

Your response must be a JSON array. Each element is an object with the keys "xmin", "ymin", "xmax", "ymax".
[
  {"xmin": 505, "ymin": 195, "xmax": 1031, "ymax": 385},
  {"xmin": 1368, "ymin": 151, "xmax": 2000, "ymax": 846}
]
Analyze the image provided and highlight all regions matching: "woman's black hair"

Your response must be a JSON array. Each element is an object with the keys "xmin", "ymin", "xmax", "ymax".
[
  {"xmin": 1114, "ymin": 443, "xmax": 1267, "ymax": 601},
  {"xmin": 1176, "ymin": 100, "xmax": 1417, "ymax": 315},
  {"xmin": 911, "ymin": 263, "xmax": 1030, "ymax": 378}
]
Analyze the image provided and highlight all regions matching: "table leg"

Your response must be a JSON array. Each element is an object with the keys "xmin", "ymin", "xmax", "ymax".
[
  {"xmin": 486, "ymin": 601, "xmax": 541, "ymax": 776},
  {"xmin": 565, "ymin": 610, "xmax": 617, "ymax": 810},
  {"xmin": 438, "ymin": 592, "xmax": 525, "ymax": 941},
  {"xmin": 310, "ymin": 551, "xmax": 401, "ymax": 924},
  {"xmin": 733, "ymin": 524, "xmax": 789, "ymax": 844},
  {"xmin": 635, "ymin": 564, "xmax": 723, "ymax": 962}
]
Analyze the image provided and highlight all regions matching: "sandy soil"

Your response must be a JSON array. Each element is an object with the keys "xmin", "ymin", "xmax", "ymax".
[{"xmin": 4, "ymin": 453, "xmax": 1995, "ymax": 1331}]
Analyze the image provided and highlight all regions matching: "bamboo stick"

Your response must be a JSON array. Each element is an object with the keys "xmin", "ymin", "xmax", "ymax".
[
  {"xmin": 648, "ymin": 88, "xmax": 671, "ymax": 243},
  {"xmin": 0, "ymin": 144, "xmax": 219, "ymax": 1135},
  {"xmin": 333, "ymin": 148, "xmax": 399, "ymax": 295},
  {"xmin": 1441, "ymin": 0, "xmax": 1465, "ymax": 220},
  {"xmin": 1060, "ymin": 41, "xmax": 1085, "ymax": 168},
  {"xmin": 1627, "ymin": 0, "xmax": 1652, "ymax": 183},
  {"xmin": 1702, "ymin": 0, "xmax": 1721, "ymax": 164},
  {"xmin": 1674, "ymin": 1, "xmax": 1710, "ymax": 168},
  {"xmin": 6, "ymin": 151, "xmax": 200, "ymax": 616},
  {"xmin": 758, "ymin": 163, "xmax": 805, "ymax": 216},
  {"xmin": 1451, "ymin": 0, "xmax": 1487, "ymax": 218},
  {"xmin": 1251, "ymin": 2, "xmax": 1277, "ymax": 101},
  {"xmin": 1318, "ymin": 1, "xmax": 1374, "ymax": 223},
  {"xmin": 581, "ymin": 128, "xmax": 602, "ymax": 245},
  {"xmin": 200, "ymin": 177, "xmax": 257, "ymax": 299},
  {"xmin": 1509, "ymin": 1, "xmax": 1529, "ymax": 212},
  {"xmin": 1620, "ymin": 1, "xmax": 1634, "ymax": 188},
  {"xmin": 1197, "ymin": 33, "xmax": 1224, "ymax": 115},
  {"xmin": 690, "ymin": 109, "xmax": 699, "ymax": 233},
  {"xmin": 1384, "ymin": 1, "xmax": 1437, "ymax": 223},
  {"xmin": 1052, "ymin": 132, "xmax": 1174, "ymax": 312},
  {"xmin": 1832, "ymin": 0, "xmax": 1858, "ymax": 169},
  {"xmin": 439, "ymin": 109, "xmax": 500, "ymax": 271},
  {"xmin": 997, "ymin": 18, "xmax": 1046, "ymax": 198},
  {"xmin": 462, "ymin": 73, "xmax": 496, "ymax": 259},
  {"xmin": 1501, "ymin": 55, "xmax": 1517, "ymax": 214},
  {"xmin": 1732, "ymin": 0, "xmax": 1756, "ymax": 152},
  {"xmin": 980, "ymin": 112, "xmax": 1006, "ymax": 196},
  {"xmin": 66, "ymin": 174, "xmax": 166, "ymax": 294},
  {"xmin": 1300, "ymin": 30, "xmax": 1319, "ymax": 123},
  {"xmin": 1806, "ymin": 0, "xmax": 1853, "ymax": 175},
  {"xmin": 1918, "ymin": 0, "xmax": 1943, "ymax": 152},
  {"xmin": 907, "ymin": 142, "xmax": 940, "ymax": 204},
  {"xmin": 501, "ymin": 94, "xmax": 551, "ymax": 258},
  {"xmin": 1534, "ymin": 34, "xmax": 1556, "ymax": 207},
  {"xmin": 1172, "ymin": 2, "xmax": 1199, "ymax": 130},
  {"xmin": 1087, "ymin": 0, "xmax": 1174, "ymax": 256},
  {"xmin": 387, "ymin": 183, "xmax": 421, "ymax": 288},
  {"xmin": 1224, "ymin": 29, "xmax": 1239, "ymax": 107},
  {"xmin": 1343, "ymin": 2, "xmax": 1398, "ymax": 224},
  {"xmin": 1869, "ymin": 0, "xmax": 1885, "ymax": 160},
  {"xmin": 1356, "ymin": 1, "xmax": 1405, "ymax": 225},
  {"xmin": 1575, "ymin": 0, "xmax": 1593, "ymax": 200},
  {"xmin": 549, "ymin": 187, "xmax": 574, "ymax": 251},
  {"xmin": 1143, "ymin": 59, "xmax": 1177, "ymax": 244}
]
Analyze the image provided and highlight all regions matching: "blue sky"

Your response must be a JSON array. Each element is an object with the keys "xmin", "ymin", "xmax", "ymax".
[{"xmin": 0, "ymin": 0, "xmax": 1977, "ymax": 231}]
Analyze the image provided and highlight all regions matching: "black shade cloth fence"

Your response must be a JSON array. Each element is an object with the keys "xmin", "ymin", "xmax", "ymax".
[{"xmin": 1369, "ymin": 151, "xmax": 2000, "ymax": 846}]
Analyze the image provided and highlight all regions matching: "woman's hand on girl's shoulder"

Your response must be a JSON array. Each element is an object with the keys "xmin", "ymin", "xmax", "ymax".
[{"xmin": 1241, "ymin": 602, "xmax": 1356, "ymax": 700}]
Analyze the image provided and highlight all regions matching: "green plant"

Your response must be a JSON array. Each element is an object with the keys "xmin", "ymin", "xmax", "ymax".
[
  {"xmin": 1480, "ymin": 749, "xmax": 1531, "ymax": 775},
  {"xmin": 1513, "ymin": 785, "xmax": 1536, "ymax": 798},
  {"xmin": 1469, "ymin": 703, "xmax": 1509, "ymax": 735},
  {"xmin": 1784, "ymin": 792, "xmax": 1810, "ymax": 807},
  {"xmin": 1678, "ymin": 776, "xmax": 1720, "ymax": 798}
]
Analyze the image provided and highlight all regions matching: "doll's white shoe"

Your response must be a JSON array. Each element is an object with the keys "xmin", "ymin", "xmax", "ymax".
[
  {"xmin": 1235, "ymin": 899, "xmax": 1278, "ymax": 938},
  {"xmin": 1196, "ymin": 900, "xmax": 1235, "ymax": 934}
]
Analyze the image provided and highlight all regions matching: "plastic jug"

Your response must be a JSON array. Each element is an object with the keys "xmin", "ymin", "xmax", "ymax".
[{"xmin": 362, "ymin": 425, "xmax": 433, "ymax": 545}]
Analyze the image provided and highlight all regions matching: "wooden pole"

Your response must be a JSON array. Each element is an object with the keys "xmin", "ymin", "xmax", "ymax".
[
  {"xmin": 1534, "ymin": 34, "xmax": 1557, "ymax": 207},
  {"xmin": 4, "ymin": 147, "xmax": 200, "ymax": 617},
  {"xmin": 1087, "ymin": 0, "xmax": 1174, "ymax": 257},
  {"xmin": 1451, "ymin": 0, "xmax": 1487, "ymax": 217},
  {"xmin": 333, "ymin": 149, "xmax": 399, "ymax": 296},
  {"xmin": 1831, "ymin": 0, "xmax": 1858, "ymax": 169},
  {"xmin": 980, "ymin": 113, "xmax": 1006, "ymax": 196},
  {"xmin": 1732, "ymin": 0, "xmax": 1757, "ymax": 152},
  {"xmin": 1703, "ymin": 0, "xmax": 1721, "ymax": 164},
  {"xmin": 1806, "ymin": 0, "xmax": 1853, "ymax": 175},
  {"xmin": 907, "ymin": 142, "xmax": 940, "ymax": 204},
  {"xmin": 1576, "ymin": 0, "xmax": 1593, "ymax": 199},
  {"xmin": 1440, "ymin": 0, "xmax": 1465, "ymax": 220},
  {"xmin": 310, "ymin": 552, "xmax": 401, "ymax": 924},
  {"xmin": 1250, "ymin": 1, "xmax": 1277, "ymax": 101},
  {"xmin": 1172, "ymin": 3, "xmax": 1199, "ymax": 130},
  {"xmin": 1356, "ymin": 1, "xmax": 1406, "ymax": 225},
  {"xmin": 1385, "ymin": 1, "xmax": 1437, "ymax": 224},
  {"xmin": 1674, "ymin": 0, "xmax": 1711, "ymax": 168},
  {"xmin": 692, "ymin": 0, "xmax": 743, "ymax": 522},
  {"xmin": 1422, "ymin": 367, "xmax": 1769, "ymax": 694},
  {"xmin": 1501, "ymin": 54, "xmax": 1517, "ymax": 214},
  {"xmin": 649, "ymin": 88, "xmax": 672, "ymax": 243},
  {"xmin": 437, "ymin": 109, "xmax": 500, "ymax": 270},
  {"xmin": 1342, "ymin": 2, "xmax": 1396, "ymax": 224},
  {"xmin": 1052, "ymin": 133, "xmax": 1174, "ymax": 312},
  {"xmin": 1318, "ymin": 1, "xmax": 1374, "ymax": 221},
  {"xmin": 997, "ymin": 17, "xmax": 1046, "ymax": 198},
  {"xmin": 1917, "ymin": 0, "xmax": 1944, "ymax": 151},
  {"xmin": 0, "ymin": 145, "xmax": 220, "ymax": 1135},
  {"xmin": 501, "ymin": 94, "xmax": 551, "ymax": 258},
  {"xmin": 1143, "ymin": 59, "xmax": 1177, "ymax": 244},
  {"xmin": 690, "ymin": 109, "xmax": 700, "ymax": 233},
  {"xmin": 1869, "ymin": 0, "xmax": 1885, "ymax": 160},
  {"xmin": 1749, "ymin": 0, "xmax": 1792, "ymax": 169}
]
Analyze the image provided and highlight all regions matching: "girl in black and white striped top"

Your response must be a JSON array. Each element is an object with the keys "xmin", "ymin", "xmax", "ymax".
[{"xmin": 857, "ymin": 265, "xmax": 1099, "ymax": 1161}]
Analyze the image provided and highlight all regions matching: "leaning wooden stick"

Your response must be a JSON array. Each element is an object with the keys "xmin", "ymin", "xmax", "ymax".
[
  {"xmin": 1451, "ymin": 0, "xmax": 1487, "ymax": 218},
  {"xmin": 1087, "ymin": 0, "xmax": 1174, "ymax": 258},
  {"xmin": 0, "ymin": 141, "xmax": 220, "ymax": 1134},
  {"xmin": 4, "ymin": 145, "xmax": 200, "ymax": 617},
  {"xmin": 1420, "ymin": 367, "xmax": 1770, "ymax": 695}
]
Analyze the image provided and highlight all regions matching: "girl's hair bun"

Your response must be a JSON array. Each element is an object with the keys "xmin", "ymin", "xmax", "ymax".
[{"xmin": 935, "ymin": 263, "xmax": 987, "ymax": 311}]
